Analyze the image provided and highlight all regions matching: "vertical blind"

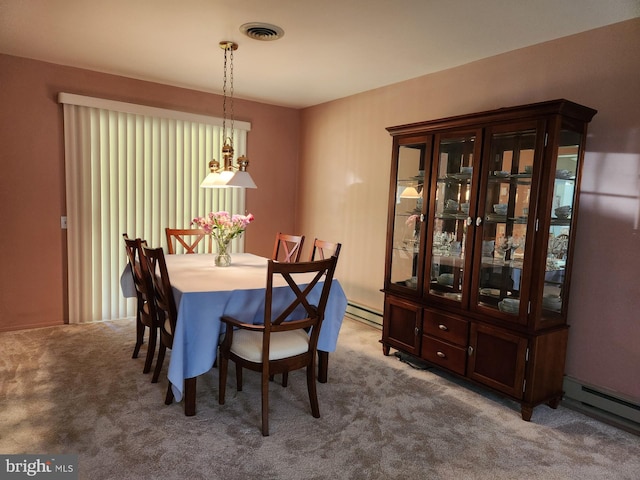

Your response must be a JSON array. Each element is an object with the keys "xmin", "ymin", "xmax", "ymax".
[{"xmin": 60, "ymin": 93, "xmax": 250, "ymax": 323}]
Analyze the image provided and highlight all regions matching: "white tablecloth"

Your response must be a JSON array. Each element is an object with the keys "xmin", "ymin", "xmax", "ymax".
[{"xmin": 121, "ymin": 253, "xmax": 348, "ymax": 402}]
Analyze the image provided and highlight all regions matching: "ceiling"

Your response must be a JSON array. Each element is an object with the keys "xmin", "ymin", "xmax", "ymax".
[{"xmin": 1, "ymin": 0, "xmax": 638, "ymax": 108}]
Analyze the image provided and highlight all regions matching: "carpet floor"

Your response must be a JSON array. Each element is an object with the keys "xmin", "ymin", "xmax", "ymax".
[{"xmin": 0, "ymin": 317, "xmax": 638, "ymax": 480}]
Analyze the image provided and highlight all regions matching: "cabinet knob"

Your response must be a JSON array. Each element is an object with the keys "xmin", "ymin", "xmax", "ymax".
[
  {"xmin": 466, "ymin": 216, "xmax": 473, "ymax": 226},
  {"xmin": 438, "ymin": 324, "xmax": 449, "ymax": 331},
  {"xmin": 468, "ymin": 346, "xmax": 474, "ymax": 356},
  {"xmin": 436, "ymin": 351, "xmax": 446, "ymax": 358},
  {"xmin": 414, "ymin": 327, "xmax": 420, "ymax": 336},
  {"xmin": 475, "ymin": 216, "xmax": 482, "ymax": 227}
]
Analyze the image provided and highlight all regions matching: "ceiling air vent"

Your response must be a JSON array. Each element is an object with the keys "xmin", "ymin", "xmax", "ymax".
[{"xmin": 240, "ymin": 22, "xmax": 284, "ymax": 41}]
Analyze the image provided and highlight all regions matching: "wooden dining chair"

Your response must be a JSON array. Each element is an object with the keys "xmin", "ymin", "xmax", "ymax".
[
  {"xmin": 275, "ymin": 238, "xmax": 341, "ymax": 388},
  {"xmin": 165, "ymin": 227, "xmax": 212, "ymax": 254},
  {"xmin": 269, "ymin": 232, "xmax": 306, "ymax": 387},
  {"xmin": 272, "ymin": 232, "xmax": 305, "ymax": 263},
  {"xmin": 143, "ymin": 246, "xmax": 178, "ymax": 405},
  {"xmin": 218, "ymin": 255, "xmax": 338, "ymax": 436},
  {"xmin": 123, "ymin": 234, "xmax": 159, "ymax": 375},
  {"xmin": 309, "ymin": 238, "xmax": 342, "ymax": 262},
  {"xmin": 123, "ymin": 233, "xmax": 146, "ymax": 360}
]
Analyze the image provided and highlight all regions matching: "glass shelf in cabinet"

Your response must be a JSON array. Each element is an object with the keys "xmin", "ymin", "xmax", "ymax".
[
  {"xmin": 437, "ymin": 175, "xmax": 470, "ymax": 185},
  {"xmin": 436, "ymin": 212, "xmax": 469, "ymax": 220},
  {"xmin": 490, "ymin": 171, "xmax": 511, "ymax": 179},
  {"xmin": 485, "ymin": 214, "xmax": 509, "ymax": 223},
  {"xmin": 399, "ymin": 174, "xmax": 424, "ymax": 182},
  {"xmin": 392, "ymin": 245, "xmax": 419, "ymax": 253},
  {"xmin": 446, "ymin": 173, "xmax": 472, "ymax": 181},
  {"xmin": 480, "ymin": 257, "xmax": 524, "ymax": 270}
]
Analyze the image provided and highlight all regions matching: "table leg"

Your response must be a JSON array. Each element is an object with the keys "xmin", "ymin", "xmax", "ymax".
[
  {"xmin": 184, "ymin": 377, "xmax": 197, "ymax": 416},
  {"xmin": 318, "ymin": 351, "xmax": 328, "ymax": 383}
]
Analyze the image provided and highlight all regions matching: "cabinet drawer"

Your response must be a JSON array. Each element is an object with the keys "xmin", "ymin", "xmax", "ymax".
[
  {"xmin": 423, "ymin": 310, "xmax": 469, "ymax": 346},
  {"xmin": 421, "ymin": 336, "xmax": 467, "ymax": 375}
]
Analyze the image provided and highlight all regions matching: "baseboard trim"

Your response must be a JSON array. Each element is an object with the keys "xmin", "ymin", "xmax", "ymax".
[
  {"xmin": 0, "ymin": 320, "xmax": 65, "ymax": 333},
  {"xmin": 562, "ymin": 376, "xmax": 640, "ymax": 435},
  {"xmin": 345, "ymin": 301, "xmax": 382, "ymax": 329}
]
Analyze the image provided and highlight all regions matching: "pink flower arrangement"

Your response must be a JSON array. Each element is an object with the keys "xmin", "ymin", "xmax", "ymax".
[{"xmin": 192, "ymin": 211, "xmax": 255, "ymax": 243}]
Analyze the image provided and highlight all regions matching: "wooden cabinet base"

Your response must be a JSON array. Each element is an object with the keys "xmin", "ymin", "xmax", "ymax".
[{"xmin": 381, "ymin": 293, "xmax": 569, "ymax": 421}]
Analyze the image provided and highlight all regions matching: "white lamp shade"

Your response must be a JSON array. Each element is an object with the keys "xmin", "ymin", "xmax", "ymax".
[
  {"xmin": 224, "ymin": 171, "xmax": 257, "ymax": 189},
  {"xmin": 200, "ymin": 171, "xmax": 225, "ymax": 188},
  {"xmin": 200, "ymin": 170, "xmax": 257, "ymax": 189}
]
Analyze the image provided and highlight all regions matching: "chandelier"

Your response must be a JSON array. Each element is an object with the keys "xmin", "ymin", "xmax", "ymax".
[{"xmin": 201, "ymin": 41, "xmax": 257, "ymax": 189}]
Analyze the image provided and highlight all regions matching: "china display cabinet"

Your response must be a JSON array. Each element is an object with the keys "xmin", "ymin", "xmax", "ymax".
[{"xmin": 382, "ymin": 100, "xmax": 596, "ymax": 420}]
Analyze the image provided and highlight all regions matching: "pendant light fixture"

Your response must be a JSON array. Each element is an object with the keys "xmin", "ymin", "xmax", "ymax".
[{"xmin": 201, "ymin": 41, "xmax": 257, "ymax": 189}]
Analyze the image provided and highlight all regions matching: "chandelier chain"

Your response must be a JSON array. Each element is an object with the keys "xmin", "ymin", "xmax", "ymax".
[
  {"xmin": 222, "ymin": 46, "xmax": 228, "ymax": 144},
  {"xmin": 229, "ymin": 45, "xmax": 234, "ymax": 144},
  {"xmin": 221, "ymin": 44, "xmax": 236, "ymax": 149}
]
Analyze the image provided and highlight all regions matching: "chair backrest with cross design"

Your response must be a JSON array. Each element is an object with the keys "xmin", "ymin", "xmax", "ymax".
[
  {"xmin": 309, "ymin": 238, "xmax": 342, "ymax": 262},
  {"xmin": 272, "ymin": 232, "xmax": 305, "ymax": 263},
  {"xmin": 165, "ymin": 228, "xmax": 212, "ymax": 254}
]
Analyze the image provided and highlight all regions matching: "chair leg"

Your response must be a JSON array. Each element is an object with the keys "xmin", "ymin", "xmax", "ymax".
[
  {"xmin": 261, "ymin": 370, "xmax": 270, "ymax": 436},
  {"xmin": 152, "ymin": 343, "xmax": 166, "ymax": 383},
  {"xmin": 142, "ymin": 326, "xmax": 157, "ymax": 374},
  {"xmin": 317, "ymin": 351, "xmax": 329, "ymax": 383},
  {"xmin": 269, "ymin": 372, "xmax": 288, "ymax": 386},
  {"xmin": 307, "ymin": 362, "xmax": 320, "ymax": 418},
  {"xmin": 132, "ymin": 312, "xmax": 144, "ymax": 359},
  {"xmin": 236, "ymin": 365, "xmax": 243, "ymax": 392},
  {"xmin": 218, "ymin": 355, "xmax": 228, "ymax": 405},
  {"xmin": 165, "ymin": 383, "xmax": 174, "ymax": 405}
]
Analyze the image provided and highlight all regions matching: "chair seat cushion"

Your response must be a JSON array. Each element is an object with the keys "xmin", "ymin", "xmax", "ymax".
[{"xmin": 231, "ymin": 329, "xmax": 309, "ymax": 362}]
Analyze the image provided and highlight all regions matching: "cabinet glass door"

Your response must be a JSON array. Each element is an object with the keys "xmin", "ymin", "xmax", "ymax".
[
  {"xmin": 542, "ymin": 128, "xmax": 582, "ymax": 316},
  {"xmin": 475, "ymin": 126, "xmax": 537, "ymax": 320},
  {"xmin": 389, "ymin": 140, "xmax": 428, "ymax": 291},
  {"xmin": 427, "ymin": 132, "xmax": 479, "ymax": 303}
]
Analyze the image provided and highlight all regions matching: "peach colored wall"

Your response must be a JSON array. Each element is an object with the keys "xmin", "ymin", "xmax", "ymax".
[
  {"xmin": 0, "ymin": 54, "xmax": 299, "ymax": 331},
  {"xmin": 298, "ymin": 19, "xmax": 640, "ymax": 401}
]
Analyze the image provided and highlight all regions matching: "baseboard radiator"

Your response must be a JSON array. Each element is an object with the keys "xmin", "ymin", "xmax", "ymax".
[
  {"xmin": 344, "ymin": 301, "xmax": 382, "ymax": 329},
  {"xmin": 562, "ymin": 376, "xmax": 640, "ymax": 434}
]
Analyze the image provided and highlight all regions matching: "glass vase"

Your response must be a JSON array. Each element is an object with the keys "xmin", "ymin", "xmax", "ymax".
[{"xmin": 214, "ymin": 237, "xmax": 231, "ymax": 267}]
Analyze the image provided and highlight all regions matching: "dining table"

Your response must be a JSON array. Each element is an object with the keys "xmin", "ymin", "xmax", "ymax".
[{"xmin": 121, "ymin": 252, "xmax": 348, "ymax": 416}]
